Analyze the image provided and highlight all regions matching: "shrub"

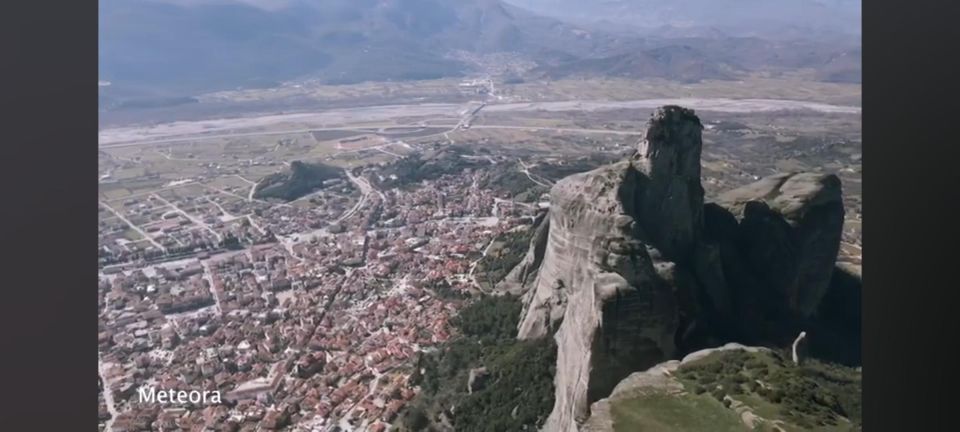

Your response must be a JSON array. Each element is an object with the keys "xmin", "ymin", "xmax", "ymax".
[
  {"xmin": 711, "ymin": 389, "xmax": 726, "ymax": 401},
  {"xmin": 404, "ymin": 295, "xmax": 556, "ymax": 432}
]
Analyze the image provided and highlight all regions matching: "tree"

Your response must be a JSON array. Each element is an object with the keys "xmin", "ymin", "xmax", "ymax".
[{"xmin": 404, "ymin": 405, "xmax": 430, "ymax": 431}]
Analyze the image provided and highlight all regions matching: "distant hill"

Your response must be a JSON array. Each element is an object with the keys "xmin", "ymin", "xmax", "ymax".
[
  {"xmin": 100, "ymin": 0, "xmax": 860, "ymax": 104},
  {"xmin": 815, "ymin": 47, "xmax": 862, "ymax": 83},
  {"xmin": 536, "ymin": 44, "xmax": 739, "ymax": 83},
  {"xmin": 99, "ymin": 0, "xmax": 612, "ymax": 97},
  {"xmin": 505, "ymin": 0, "xmax": 861, "ymax": 39},
  {"xmin": 537, "ymin": 37, "xmax": 861, "ymax": 83},
  {"xmin": 253, "ymin": 161, "xmax": 343, "ymax": 201},
  {"xmin": 375, "ymin": 145, "xmax": 491, "ymax": 190}
]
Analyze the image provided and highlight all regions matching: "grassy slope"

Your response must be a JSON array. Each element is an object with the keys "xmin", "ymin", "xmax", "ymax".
[
  {"xmin": 611, "ymin": 350, "xmax": 861, "ymax": 432},
  {"xmin": 612, "ymin": 393, "xmax": 745, "ymax": 432}
]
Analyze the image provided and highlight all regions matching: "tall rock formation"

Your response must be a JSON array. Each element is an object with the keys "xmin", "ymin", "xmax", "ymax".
[
  {"xmin": 513, "ymin": 106, "xmax": 705, "ymax": 431},
  {"xmin": 713, "ymin": 172, "xmax": 845, "ymax": 320},
  {"xmin": 498, "ymin": 105, "xmax": 855, "ymax": 431}
]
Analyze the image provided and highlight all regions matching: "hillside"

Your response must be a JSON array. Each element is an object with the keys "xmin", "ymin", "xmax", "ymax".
[
  {"xmin": 536, "ymin": 37, "xmax": 861, "ymax": 83},
  {"xmin": 99, "ymin": 0, "xmax": 860, "ymax": 102},
  {"xmin": 98, "ymin": 0, "xmax": 611, "ymax": 97},
  {"xmin": 505, "ymin": 0, "xmax": 861, "ymax": 39},
  {"xmin": 584, "ymin": 346, "xmax": 861, "ymax": 432},
  {"xmin": 536, "ymin": 44, "xmax": 739, "ymax": 83},
  {"xmin": 401, "ymin": 295, "xmax": 556, "ymax": 432},
  {"xmin": 374, "ymin": 145, "xmax": 491, "ymax": 190},
  {"xmin": 253, "ymin": 161, "xmax": 343, "ymax": 201}
]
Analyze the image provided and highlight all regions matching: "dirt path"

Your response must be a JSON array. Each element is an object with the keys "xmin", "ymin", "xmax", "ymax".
[
  {"xmin": 151, "ymin": 194, "xmax": 223, "ymax": 242},
  {"xmin": 99, "ymin": 201, "xmax": 167, "ymax": 252},
  {"xmin": 517, "ymin": 159, "xmax": 554, "ymax": 188},
  {"xmin": 98, "ymin": 356, "xmax": 120, "ymax": 432}
]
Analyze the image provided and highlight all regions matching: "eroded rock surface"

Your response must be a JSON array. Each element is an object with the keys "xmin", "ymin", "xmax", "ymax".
[
  {"xmin": 498, "ymin": 210, "xmax": 551, "ymax": 296},
  {"xmin": 499, "ymin": 105, "xmax": 856, "ymax": 432},
  {"xmin": 513, "ymin": 107, "xmax": 704, "ymax": 431},
  {"xmin": 714, "ymin": 172, "xmax": 845, "ymax": 319}
]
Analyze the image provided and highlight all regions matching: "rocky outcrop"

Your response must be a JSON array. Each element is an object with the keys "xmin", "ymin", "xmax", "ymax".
[
  {"xmin": 713, "ymin": 172, "xmax": 845, "ymax": 319},
  {"xmin": 467, "ymin": 367, "xmax": 490, "ymax": 394},
  {"xmin": 501, "ymin": 105, "xmax": 855, "ymax": 432},
  {"xmin": 514, "ymin": 106, "xmax": 705, "ymax": 431},
  {"xmin": 632, "ymin": 105, "xmax": 705, "ymax": 261},
  {"xmin": 498, "ymin": 210, "xmax": 551, "ymax": 296}
]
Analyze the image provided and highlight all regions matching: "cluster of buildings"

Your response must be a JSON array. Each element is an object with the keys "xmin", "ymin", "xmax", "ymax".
[
  {"xmin": 98, "ymin": 182, "xmax": 359, "ymax": 269},
  {"xmin": 98, "ymin": 164, "xmax": 539, "ymax": 431}
]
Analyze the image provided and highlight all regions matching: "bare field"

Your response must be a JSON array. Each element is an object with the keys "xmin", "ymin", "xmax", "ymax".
[
  {"xmin": 195, "ymin": 74, "xmax": 860, "ymax": 109},
  {"xmin": 503, "ymin": 73, "xmax": 862, "ymax": 106},
  {"xmin": 99, "ymin": 75, "xmax": 860, "ymax": 146}
]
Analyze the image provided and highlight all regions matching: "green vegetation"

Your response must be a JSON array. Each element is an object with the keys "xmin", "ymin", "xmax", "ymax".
[
  {"xmin": 478, "ymin": 170, "xmax": 546, "ymax": 202},
  {"xmin": 451, "ymin": 294, "xmax": 523, "ymax": 341},
  {"xmin": 377, "ymin": 146, "xmax": 487, "ymax": 190},
  {"xmin": 610, "ymin": 349, "xmax": 861, "ymax": 431},
  {"xmin": 253, "ymin": 161, "xmax": 343, "ymax": 201},
  {"xmin": 474, "ymin": 229, "xmax": 536, "ymax": 289},
  {"xmin": 529, "ymin": 153, "xmax": 619, "ymax": 181},
  {"xmin": 673, "ymin": 349, "xmax": 860, "ymax": 431},
  {"xmin": 401, "ymin": 295, "xmax": 556, "ymax": 432},
  {"xmin": 612, "ymin": 392, "xmax": 746, "ymax": 432},
  {"xmin": 220, "ymin": 234, "xmax": 244, "ymax": 251}
]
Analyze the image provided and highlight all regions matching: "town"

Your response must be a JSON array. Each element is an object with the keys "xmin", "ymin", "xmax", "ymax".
[
  {"xmin": 98, "ymin": 79, "xmax": 862, "ymax": 431},
  {"xmin": 98, "ymin": 156, "xmax": 541, "ymax": 431}
]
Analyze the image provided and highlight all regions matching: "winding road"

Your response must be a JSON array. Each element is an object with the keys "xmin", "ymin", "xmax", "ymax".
[{"xmin": 518, "ymin": 159, "xmax": 554, "ymax": 188}]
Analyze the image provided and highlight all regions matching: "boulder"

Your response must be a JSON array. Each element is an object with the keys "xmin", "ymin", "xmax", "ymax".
[{"xmin": 467, "ymin": 367, "xmax": 490, "ymax": 395}]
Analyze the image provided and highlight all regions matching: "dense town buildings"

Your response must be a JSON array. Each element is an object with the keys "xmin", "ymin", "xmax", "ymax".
[{"xmin": 98, "ymin": 165, "xmax": 538, "ymax": 431}]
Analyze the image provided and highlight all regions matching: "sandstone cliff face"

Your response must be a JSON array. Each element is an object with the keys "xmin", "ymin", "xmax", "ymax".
[
  {"xmin": 713, "ymin": 172, "xmax": 845, "ymax": 320},
  {"xmin": 500, "ymin": 105, "xmax": 855, "ymax": 432},
  {"xmin": 498, "ymin": 210, "xmax": 551, "ymax": 296},
  {"xmin": 513, "ymin": 107, "xmax": 705, "ymax": 431}
]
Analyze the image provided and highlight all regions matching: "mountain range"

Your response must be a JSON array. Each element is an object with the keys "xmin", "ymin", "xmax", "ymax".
[
  {"xmin": 505, "ymin": 0, "xmax": 861, "ymax": 38},
  {"xmin": 100, "ymin": 0, "xmax": 860, "ymax": 100}
]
